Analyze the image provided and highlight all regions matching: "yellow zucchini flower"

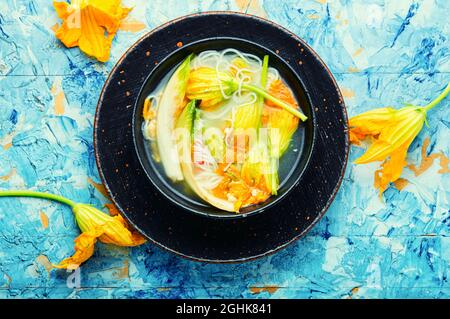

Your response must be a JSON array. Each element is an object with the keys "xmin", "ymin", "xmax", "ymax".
[
  {"xmin": 53, "ymin": 0, "xmax": 131, "ymax": 62},
  {"xmin": 55, "ymin": 203, "xmax": 145, "ymax": 269},
  {"xmin": 186, "ymin": 67, "xmax": 238, "ymax": 108},
  {"xmin": 186, "ymin": 66, "xmax": 308, "ymax": 121},
  {"xmin": 349, "ymin": 82, "xmax": 450, "ymax": 194},
  {"xmin": 0, "ymin": 190, "xmax": 146, "ymax": 269},
  {"xmin": 263, "ymin": 79, "xmax": 300, "ymax": 158}
]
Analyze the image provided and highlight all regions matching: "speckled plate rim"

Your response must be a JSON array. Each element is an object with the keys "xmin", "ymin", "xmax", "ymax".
[{"xmin": 93, "ymin": 11, "xmax": 349, "ymax": 263}]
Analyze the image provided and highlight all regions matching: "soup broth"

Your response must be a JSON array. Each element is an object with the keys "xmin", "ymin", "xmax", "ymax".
[{"xmin": 141, "ymin": 49, "xmax": 307, "ymax": 213}]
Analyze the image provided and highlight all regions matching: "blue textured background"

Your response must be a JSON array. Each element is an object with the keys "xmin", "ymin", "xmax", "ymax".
[{"xmin": 0, "ymin": 0, "xmax": 449, "ymax": 299}]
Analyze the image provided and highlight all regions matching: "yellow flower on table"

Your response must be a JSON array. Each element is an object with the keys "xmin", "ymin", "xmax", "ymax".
[
  {"xmin": 0, "ymin": 190, "xmax": 146, "ymax": 270},
  {"xmin": 349, "ymin": 82, "xmax": 450, "ymax": 195},
  {"xmin": 54, "ymin": 203, "xmax": 146, "ymax": 269},
  {"xmin": 53, "ymin": 0, "xmax": 132, "ymax": 62}
]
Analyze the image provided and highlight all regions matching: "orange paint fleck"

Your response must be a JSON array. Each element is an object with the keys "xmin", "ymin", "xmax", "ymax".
[
  {"xmin": 393, "ymin": 178, "xmax": 409, "ymax": 191},
  {"xmin": 51, "ymin": 81, "xmax": 58, "ymax": 94},
  {"xmin": 351, "ymin": 287, "xmax": 359, "ymax": 294},
  {"xmin": 347, "ymin": 66, "xmax": 360, "ymax": 73},
  {"xmin": 437, "ymin": 155, "xmax": 450, "ymax": 174},
  {"xmin": 249, "ymin": 286, "xmax": 279, "ymax": 294},
  {"xmin": 54, "ymin": 91, "xmax": 65, "ymax": 115},
  {"xmin": 52, "ymin": 79, "xmax": 65, "ymax": 115},
  {"xmin": 3, "ymin": 142, "xmax": 12, "ymax": 150},
  {"xmin": 4, "ymin": 273, "xmax": 12, "ymax": 286},
  {"xmin": 87, "ymin": 177, "xmax": 109, "ymax": 198},
  {"xmin": 0, "ymin": 168, "xmax": 16, "ymax": 181},
  {"xmin": 50, "ymin": 23, "xmax": 59, "ymax": 33},
  {"xmin": 341, "ymin": 87, "xmax": 355, "ymax": 99},
  {"xmin": 249, "ymin": 287, "xmax": 261, "ymax": 294},
  {"xmin": 353, "ymin": 47, "xmax": 364, "ymax": 57},
  {"xmin": 315, "ymin": 0, "xmax": 327, "ymax": 4},
  {"xmin": 113, "ymin": 260, "xmax": 129, "ymax": 279},
  {"xmin": 235, "ymin": 0, "xmax": 247, "ymax": 10},
  {"xmin": 234, "ymin": 0, "xmax": 267, "ymax": 17},
  {"xmin": 119, "ymin": 19, "xmax": 146, "ymax": 32},
  {"xmin": 408, "ymin": 138, "xmax": 450, "ymax": 176},
  {"xmin": 176, "ymin": 41, "xmax": 183, "ymax": 48},
  {"xmin": 307, "ymin": 14, "xmax": 320, "ymax": 19},
  {"xmin": 39, "ymin": 211, "xmax": 49, "ymax": 229},
  {"xmin": 35, "ymin": 255, "xmax": 53, "ymax": 274}
]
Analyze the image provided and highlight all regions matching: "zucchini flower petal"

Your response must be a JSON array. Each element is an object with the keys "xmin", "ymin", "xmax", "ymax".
[
  {"xmin": 54, "ymin": 228, "xmax": 103, "ymax": 270},
  {"xmin": 186, "ymin": 67, "xmax": 238, "ymax": 108},
  {"xmin": 234, "ymin": 55, "xmax": 268, "ymax": 131},
  {"xmin": 374, "ymin": 138, "xmax": 411, "ymax": 195},
  {"xmin": 233, "ymin": 99, "xmax": 261, "ymax": 130},
  {"xmin": 241, "ymin": 139, "xmax": 275, "ymax": 196},
  {"xmin": 349, "ymin": 107, "xmax": 397, "ymax": 144},
  {"xmin": 353, "ymin": 106, "xmax": 426, "ymax": 164},
  {"xmin": 229, "ymin": 57, "xmax": 253, "ymax": 78},
  {"xmin": 263, "ymin": 80, "xmax": 300, "ymax": 158},
  {"xmin": 73, "ymin": 203, "xmax": 146, "ymax": 246},
  {"xmin": 186, "ymin": 66, "xmax": 307, "ymax": 120}
]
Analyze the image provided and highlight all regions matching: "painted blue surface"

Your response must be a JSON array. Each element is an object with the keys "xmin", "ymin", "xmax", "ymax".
[{"xmin": 0, "ymin": 0, "xmax": 449, "ymax": 299}]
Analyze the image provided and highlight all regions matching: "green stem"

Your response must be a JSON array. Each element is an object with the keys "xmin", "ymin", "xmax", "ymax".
[
  {"xmin": 261, "ymin": 56, "xmax": 278, "ymax": 195},
  {"xmin": 255, "ymin": 55, "xmax": 270, "ymax": 131},
  {"xmin": 261, "ymin": 55, "xmax": 269, "ymax": 88},
  {"xmin": 242, "ymin": 83, "xmax": 308, "ymax": 121},
  {"xmin": 0, "ymin": 190, "xmax": 76, "ymax": 208},
  {"xmin": 423, "ymin": 82, "xmax": 450, "ymax": 111}
]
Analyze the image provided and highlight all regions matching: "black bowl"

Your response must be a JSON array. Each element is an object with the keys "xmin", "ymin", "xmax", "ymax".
[
  {"xmin": 132, "ymin": 37, "xmax": 316, "ymax": 218},
  {"xmin": 94, "ymin": 12, "xmax": 348, "ymax": 262}
]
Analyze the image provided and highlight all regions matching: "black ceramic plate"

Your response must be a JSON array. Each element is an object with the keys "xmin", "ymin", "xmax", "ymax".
[{"xmin": 94, "ymin": 12, "xmax": 349, "ymax": 262}]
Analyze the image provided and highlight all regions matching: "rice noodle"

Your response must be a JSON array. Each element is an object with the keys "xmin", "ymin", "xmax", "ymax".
[
  {"xmin": 192, "ymin": 49, "xmax": 264, "ymax": 101},
  {"xmin": 199, "ymin": 101, "xmax": 235, "ymax": 121},
  {"xmin": 220, "ymin": 48, "xmax": 262, "ymax": 67}
]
